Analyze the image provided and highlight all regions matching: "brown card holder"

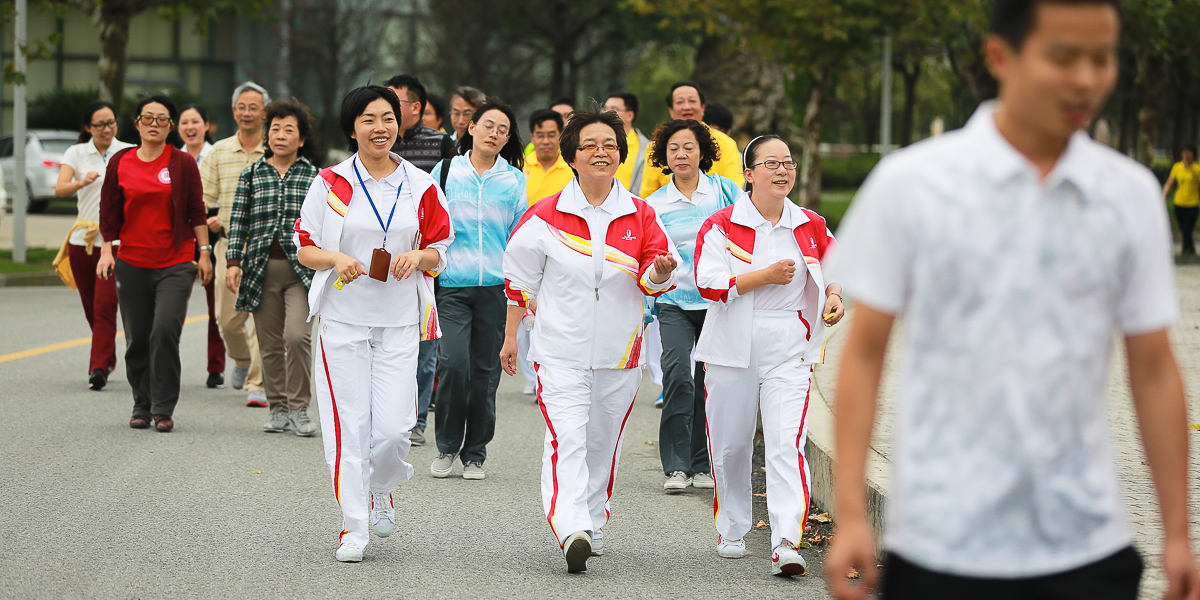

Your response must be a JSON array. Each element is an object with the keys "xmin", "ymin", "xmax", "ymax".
[{"xmin": 369, "ymin": 248, "xmax": 391, "ymax": 282}]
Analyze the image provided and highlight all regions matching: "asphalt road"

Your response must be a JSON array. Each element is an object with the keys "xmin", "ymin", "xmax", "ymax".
[{"xmin": 0, "ymin": 285, "xmax": 834, "ymax": 599}]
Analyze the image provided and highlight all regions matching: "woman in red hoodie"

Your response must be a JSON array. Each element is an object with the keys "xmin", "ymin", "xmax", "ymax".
[{"xmin": 97, "ymin": 94, "xmax": 212, "ymax": 432}]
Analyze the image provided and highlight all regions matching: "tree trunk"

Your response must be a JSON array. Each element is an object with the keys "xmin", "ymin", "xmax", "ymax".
[
  {"xmin": 799, "ymin": 70, "xmax": 826, "ymax": 210},
  {"xmin": 899, "ymin": 63, "xmax": 920, "ymax": 146},
  {"xmin": 1135, "ymin": 55, "xmax": 1169, "ymax": 166},
  {"xmin": 92, "ymin": 4, "xmax": 135, "ymax": 114},
  {"xmin": 693, "ymin": 30, "xmax": 799, "ymax": 147}
]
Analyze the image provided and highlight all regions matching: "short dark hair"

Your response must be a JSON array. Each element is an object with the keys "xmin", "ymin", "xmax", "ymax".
[
  {"xmin": 665, "ymin": 81, "xmax": 705, "ymax": 108},
  {"xmin": 451, "ymin": 86, "xmax": 486, "ymax": 110},
  {"xmin": 1184, "ymin": 145, "xmax": 1197, "ymax": 157},
  {"xmin": 703, "ymin": 103, "xmax": 733, "ymax": 132},
  {"xmin": 263, "ymin": 98, "xmax": 318, "ymax": 161},
  {"xmin": 134, "ymin": 94, "xmax": 179, "ymax": 124},
  {"xmin": 339, "ymin": 85, "xmax": 401, "ymax": 154},
  {"xmin": 992, "ymin": 0, "xmax": 1121, "ymax": 50},
  {"xmin": 649, "ymin": 119, "xmax": 720, "ymax": 175},
  {"xmin": 457, "ymin": 100, "xmax": 525, "ymax": 171},
  {"xmin": 426, "ymin": 93, "xmax": 447, "ymax": 128},
  {"xmin": 384, "ymin": 74, "xmax": 428, "ymax": 115},
  {"xmin": 606, "ymin": 92, "xmax": 639, "ymax": 121},
  {"xmin": 742, "ymin": 134, "xmax": 786, "ymax": 193},
  {"xmin": 550, "ymin": 97, "xmax": 575, "ymax": 110},
  {"xmin": 177, "ymin": 104, "xmax": 214, "ymax": 144},
  {"xmin": 560, "ymin": 102, "xmax": 628, "ymax": 175},
  {"xmin": 528, "ymin": 108, "xmax": 563, "ymax": 134},
  {"xmin": 78, "ymin": 99, "xmax": 116, "ymax": 143}
]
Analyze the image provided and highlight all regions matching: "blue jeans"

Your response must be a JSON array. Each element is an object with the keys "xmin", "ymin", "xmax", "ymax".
[{"xmin": 416, "ymin": 339, "xmax": 438, "ymax": 429}]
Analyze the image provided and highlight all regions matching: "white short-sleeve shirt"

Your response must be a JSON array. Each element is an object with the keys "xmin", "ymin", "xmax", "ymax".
[
  {"xmin": 60, "ymin": 138, "xmax": 134, "ymax": 245},
  {"xmin": 830, "ymin": 101, "xmax": 1178, "ymax": 578}
]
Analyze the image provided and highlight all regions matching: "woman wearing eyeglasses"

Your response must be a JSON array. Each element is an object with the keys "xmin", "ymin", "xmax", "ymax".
[
  {"xmin": 97, "ymin": 94, "xmax": 213, "ymax": 432},
  {"xmin": 427, "ymin": 101, "xmax": 527, "ymax": 480},
  {"xmin": 52, "ymin": 100, "xmax": 135, "ymax": 391},
  {"xmin": 693, "ymin": 134, "xmax": 842, "ymax": 575},
  {"xmin": 500, "ymin": 104, "xmax": 680, "ymax": 573}
]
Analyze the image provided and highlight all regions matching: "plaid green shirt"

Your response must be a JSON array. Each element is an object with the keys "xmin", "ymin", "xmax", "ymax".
[{"xmin": 226, "ymin": 156, "xmax": 318, "ymax": 312}]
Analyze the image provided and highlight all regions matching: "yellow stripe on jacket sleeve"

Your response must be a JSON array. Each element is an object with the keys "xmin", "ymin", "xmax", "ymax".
[{"xmin": 327, "ymin": 191, "xmax": 348, "ymax": 217}]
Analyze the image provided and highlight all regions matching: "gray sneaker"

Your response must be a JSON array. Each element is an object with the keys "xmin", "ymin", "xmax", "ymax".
[
  {"xmin": 292, "ymin": 407, "xmax": 317, "ymax": 437},
  {"xmin": 246, "ymin": 389, "xmax": 268, "ymax": 407},
  {"xmin": 462, "ymin": 461, "xmax": 486, "ymax": 480},
  {"xmin": 263, "ymin": 410, "xmax": 291, "ymax": 433},
  {"xmin": 430, "ymin": 452, "xmax": 457, "ymax": 478},
  {"xmin": 664, "ymin": 471, "xmax": 691, "ymax": 492},
  {"xmin": 410, "ymin": 426, "xmax": 425, "ymax": 446},
  {"xmin": 230, "ymin": 366, "xmax": 249, "ymax": 390}
]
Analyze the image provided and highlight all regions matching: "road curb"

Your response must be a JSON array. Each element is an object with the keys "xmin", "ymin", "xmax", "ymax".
[{"xmin": 0, "ymin": 271, "xmax": 63, "ymax": 287}]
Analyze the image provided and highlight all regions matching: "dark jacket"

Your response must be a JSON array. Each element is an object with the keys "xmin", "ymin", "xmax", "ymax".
[{"xmin": 100, "ymin": 145, "xmax": 207, "ymax": 247}]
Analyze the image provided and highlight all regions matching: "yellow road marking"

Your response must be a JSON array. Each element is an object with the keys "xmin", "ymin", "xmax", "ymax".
[{"xmin": 0, "ymin": 315, "xmax": 208, "ymax": 365}]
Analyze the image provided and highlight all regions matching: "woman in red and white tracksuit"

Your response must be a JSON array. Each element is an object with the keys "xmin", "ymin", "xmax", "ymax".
[
  {"xmin": 500, "ymin": 105, "xmax": 680, "ymax": 573},
  {"xmin": 294, "ymin": 86, "xmax": 454, "ymax": 563},
  {"xmin": 693, "ymin": 135, "xmax": 843, "ymax": 576}
]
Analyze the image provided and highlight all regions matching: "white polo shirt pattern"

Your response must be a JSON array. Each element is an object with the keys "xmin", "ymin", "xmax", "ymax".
[{"xmin": 830, "ymin": 101, "xmax": 1178, "ymax": 578}]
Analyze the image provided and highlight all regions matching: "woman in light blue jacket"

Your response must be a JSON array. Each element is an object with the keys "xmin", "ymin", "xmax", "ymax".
[
  {"xmin": 428, "ymin": 101, "xmax": 527, "ymax": 480},
  {"xmin": 643, "ymin": 119, "xmax": 743, "ymax": 494}
]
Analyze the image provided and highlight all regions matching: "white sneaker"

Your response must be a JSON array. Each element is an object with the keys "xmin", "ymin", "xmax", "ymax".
[
  {"xmin": 691, "ymin": 472, "xmax": 715, "ymax": 489},
  {"xmin": 335, "ymin": 541, "xmax": 363, "ymax": 562},
  {"xmin": 664, "ymin": 471, "xmax": 690, "ymax": 492},
  {"xmin": 431, "ymin": 452, "xmax": 457, "ymax": 478},
  {"xmin": 523, "ymin": 380, "xmax": 536, "ymax": 395},
  {"xmin": 717, "ymin": 535, "xmax": 746, "ymax": 558},
  {"xmin": 370, "ymin": 491, "xmax": 395, "ymax": 537},
  {"xmin": 771, "ymin": 540, "xmax": 807, "ymax": 576},
  {"xmin": 590, "ymin": 529, "xmax": 604, "ymax": 556},
  {"xmin": 562, "ymin": 531, "xmax": 591, "ymax": 573}
]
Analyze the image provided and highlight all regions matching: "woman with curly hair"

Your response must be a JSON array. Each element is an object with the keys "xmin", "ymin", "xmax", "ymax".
[{"xmin": 643, "ymin": 119, "xmax": 744, "ymax": 494}]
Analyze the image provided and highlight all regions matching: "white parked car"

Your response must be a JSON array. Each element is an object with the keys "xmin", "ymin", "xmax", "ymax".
[{"xmin": 0, "ymin": 130, "xmax": 78, "ymax": 213}]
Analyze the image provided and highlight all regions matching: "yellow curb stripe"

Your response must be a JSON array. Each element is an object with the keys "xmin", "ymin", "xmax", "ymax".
[{"xmin": 0, "ymin": 315, "xmax": 208, "ymax": 365}]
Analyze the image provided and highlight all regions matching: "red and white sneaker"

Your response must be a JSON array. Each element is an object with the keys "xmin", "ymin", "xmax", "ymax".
[
  {"xmin": 771, "ymin": 539, "xmax": 807, "ymax": 576},
  {"xmin": 717, "ymin": 535, "xmax": 746, "ymax": 558}
]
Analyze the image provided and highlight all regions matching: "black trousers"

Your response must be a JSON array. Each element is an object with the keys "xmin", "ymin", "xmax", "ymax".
[
  {"xmin": 1175, "ymin": 204, "xmax": 1198, "ymax": 254},
  {"xmin": 657, "ymin": 304, "xmax": 711, "ymax": 476},
  {"xmin": 881, "ymin": 546, "xmax": 1142, "ymax": 600},
  {"xmin": 433, "ymin": 285, "xmax": 505, "ymax": 463},
  {"xmin": 115, "ymin": 259, "xmax": 196, "ymax": 418}
]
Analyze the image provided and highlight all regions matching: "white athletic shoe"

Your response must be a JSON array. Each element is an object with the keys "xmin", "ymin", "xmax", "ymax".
[
  {"xmin": 370, "ymin": 491, "xmax": 395, "ymax": 537},
  {"xmin": 771, "ymin": 540, "xmax": 807, "ymax": 576},
  {"xmin": 590, "ymin": 529, "xmax": 604, "ymax": 556},
  {"xmin": 664, "ymin": 471, "xmax": 691, "ymax": 492},
  {"xmin": 335, "ymin": 541, "xmax": 363, "ymax": 562},
  {"xmin": 691, "ymin": 472, "xmax": 715, "ymax": 489},
  {"xmin": 523, "ymin": 380, "xmax": 536, "ymax": 395},
  {"xmin": 562, "ymin": 531, "xmax": 591, "ymax": 573},
  {"xmin": 431, "ymin": 452, "xmax": 457, "ymax": 478},
  {"xmin": 717, "ymin": 535, "xmax": 746, "ymax": 559}
]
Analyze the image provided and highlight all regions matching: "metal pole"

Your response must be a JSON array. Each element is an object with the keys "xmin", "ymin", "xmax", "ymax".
[
  {"xmin": 12, "ymin": 0, "xmax": 27, "ymax": 263},
  {"xmin": 880, "ymin": 33, "xmax": 893, "ymax": 154}
]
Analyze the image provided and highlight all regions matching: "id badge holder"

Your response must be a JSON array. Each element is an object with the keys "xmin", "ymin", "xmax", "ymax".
[{"xmin": 369, "ymin": 247, "xmax": 391, "ymax": 281}]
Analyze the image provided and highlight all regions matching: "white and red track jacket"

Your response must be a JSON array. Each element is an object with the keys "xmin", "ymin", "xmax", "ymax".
[
  {"xmin": 503, "ymin": 179, "xmax": 681, "ymax": 370},
  {"xmin": 293, "ymin": 152, "xmax": 454, "ymax": 337},
  {"xmin": 693, "ymin": 197, "xmax": 836, "ymax": 368}
]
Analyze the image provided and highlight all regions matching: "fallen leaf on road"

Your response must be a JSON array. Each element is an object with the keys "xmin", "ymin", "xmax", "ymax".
[
  {"xmin": 847, "ymin": 568, "xmax": 860, "ymax": 579},
  {"xmin": 1189, "ymin": 424, "xmax": 1200, "ymax": 431},
  {"xmin": 760, "ymin": 467, "xmax": 766, "ymax": 471},
  {"xmin": 252, "ymin": 470, "xmax": 262, "ymax": 474},
  {"xmin": 755, "ymin": 520, "xmax": 767, "ymax": 529},
  {"xmin": 644, "ymin": 440, "xmax": 655, "ymax": 445},
  {"xmin": 753, "ymin": 493, "xmax": 766, "ymax": 497},
  {"xmin": 807, "ymin": 512, "xmax": 832, "ymax": 523}
]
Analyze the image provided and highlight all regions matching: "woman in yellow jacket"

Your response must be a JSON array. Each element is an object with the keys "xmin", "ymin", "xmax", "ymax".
[{"xmin": 1163, "ymin": 144, "xmax": 1200, "ymax": 255}]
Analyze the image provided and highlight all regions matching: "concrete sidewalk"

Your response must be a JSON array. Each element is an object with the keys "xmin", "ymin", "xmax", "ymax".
[
  {"xmin": 804, "ymin": 264, "xmax": 1200, "ymax": 599},
  {"xmin": 0, "ymin": 212, "xmax": 76, "ymax": 250}
]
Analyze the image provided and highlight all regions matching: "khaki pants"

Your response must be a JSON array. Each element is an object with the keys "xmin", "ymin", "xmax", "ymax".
[
  {"xmin": 254, "ymin": 258, "xmax": 312, "ymax": 412},
  {"xmin": 215, "ymin": 237, "xmax": 263, "ymax": 391}
]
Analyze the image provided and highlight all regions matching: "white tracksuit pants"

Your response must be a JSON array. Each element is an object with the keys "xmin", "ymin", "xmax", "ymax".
[
  {"xmin": 534, "ymin": 363, "xmax": 642, "ymax": 545},
  {"xmin": 315, "ymin": 318, "xmax": 419, "ymax": 551},
  {"xmin": 704, "ymin": 311, "xmax": 813, "ymax": 549}
]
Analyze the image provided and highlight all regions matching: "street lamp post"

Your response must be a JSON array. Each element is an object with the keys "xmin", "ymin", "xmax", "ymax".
[{"xmin": 12, "ymin": 0, "xmax": 27, "ymax": 264}]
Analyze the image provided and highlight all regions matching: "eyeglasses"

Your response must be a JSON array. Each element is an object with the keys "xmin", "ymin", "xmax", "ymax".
[
  {"xmin": 397, "ymin": 99, "xmax": 420, "ymax": 105},
  {"xmin": 90, "ymin": 120, "xmax": 117, "ymax": 130},
  {"xmin": 450, "ymin": 110, "xmax": 475, "ymax": 120},
  {"xmin": 577, "ymin": 142, "xmax": 619, "ymax": 154},
  {"xmin": 532, "ymin": 132, "xmax": 559, "ymax": 142},
  {"xmin": 136, "ymin": 115, "xmax": 173, "ymax": 126},
  {"xmin": 476, "ymin": 120, "xmax": 510, "ymax": 138},
  {"xmin": 752, "ymin": 160, "xmax": 798, "ymax": 171}
]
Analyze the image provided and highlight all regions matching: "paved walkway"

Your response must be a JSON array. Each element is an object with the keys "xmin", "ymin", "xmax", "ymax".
[
  {"xmin": 811, "ymin": 264, "xmax": 1200, "ymax": 599},
  {"xmin": 0, "ymin": 213, "xmax": 76, "ymax": 250}
]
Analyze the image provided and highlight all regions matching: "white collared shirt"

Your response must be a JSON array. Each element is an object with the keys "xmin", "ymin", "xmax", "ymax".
[
  {"xmin": 61, "ymin": 137, "xmax": 135, "ymax": 245},
  {"xmin": 743, "ymin": 201, "xmax": 808, "ymax": 311},
  {"xmin": 831, "ymin": 101, "xmax": 1177, "ymax": 577},
  {"xmin": 576, "ymin": 181, "xmax": 621, "ymax": 285}
]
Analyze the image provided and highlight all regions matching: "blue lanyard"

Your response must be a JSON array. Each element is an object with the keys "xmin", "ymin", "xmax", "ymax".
[{"xmin": 352, "ymin": 157, "xmax": 403, "ymax": 248}]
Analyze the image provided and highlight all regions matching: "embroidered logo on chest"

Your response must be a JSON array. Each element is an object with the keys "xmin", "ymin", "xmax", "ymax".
[
  {"xmin": 158, "ymin": 168, "xmax": 171, "ymax": 185},
  {"xmin": 620, "ymin": 229, "xmax": 636, "ymax": 241}
]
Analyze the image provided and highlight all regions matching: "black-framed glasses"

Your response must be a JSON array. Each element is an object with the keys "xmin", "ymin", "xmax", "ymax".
[
  {"xmin": 90, "ymin": 120, "xmax": 117, "ymax": 130},
  {"xmin": 752, "ymin": 160, "xmax": 797, "ymax": 171},
  {"xmin": 135, "ymin": 115, "xmax": 173, "ymax": 126}
]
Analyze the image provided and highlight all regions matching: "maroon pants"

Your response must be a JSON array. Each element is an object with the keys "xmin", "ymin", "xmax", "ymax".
[
  {"xmin": 203, "ymin": 265, "xmax": 226, "ymax": 375},
  {"xmin": 67, "ymin": 244, "xmax": 119, "ymax": 374}
]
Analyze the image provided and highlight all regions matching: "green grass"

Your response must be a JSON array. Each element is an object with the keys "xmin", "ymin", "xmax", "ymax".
[
  {"xmin": 0, "ymin": 248, "xmax": 58, "ymax": 274},
  {"xmin": 808, "ymin": 189, "xmax": 857, "ymax": 234}
]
